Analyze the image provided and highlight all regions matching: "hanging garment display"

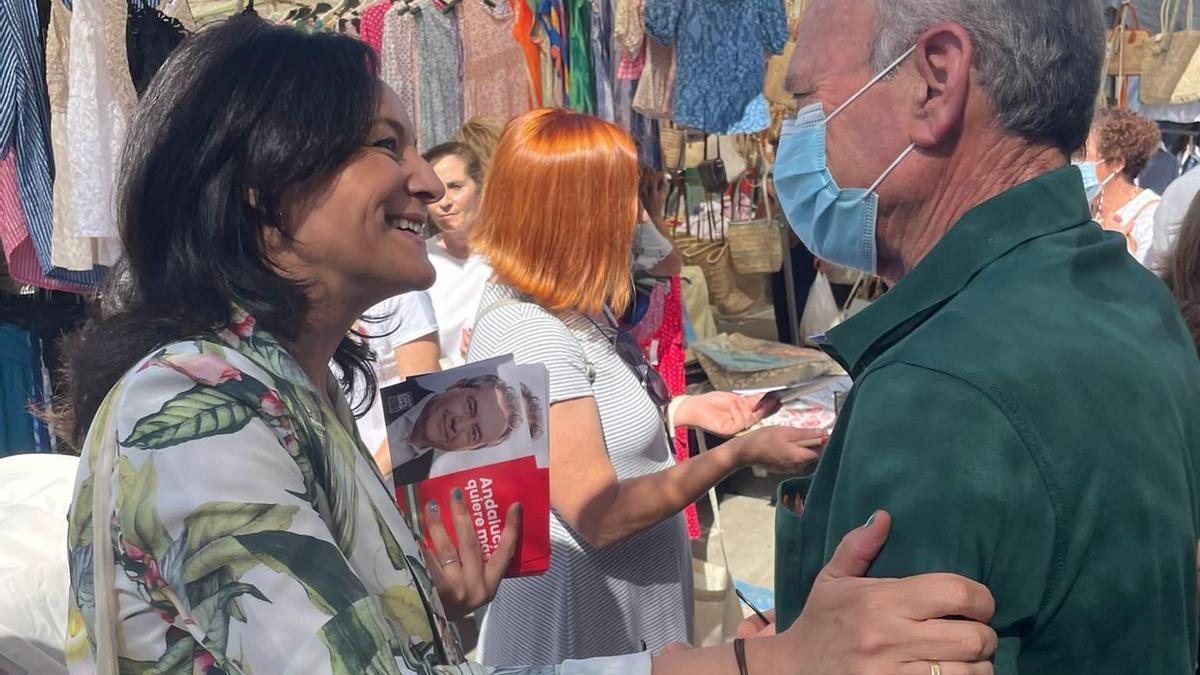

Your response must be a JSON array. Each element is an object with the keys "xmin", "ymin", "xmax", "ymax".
[
  {"xmin": 565, "ymin": 0, "xmax": 594, "ymax": 113},
  {"xmin": 66, "ymin": 0, "xmax": 138, "ymax": 247},
  {"xmin": 126, "ymin": 2, "xmax": 188, "ymax": 96},
  {"xmin": 512, "ymin": 0, "xmax": 544, "ymax": 107},
  {"xmin": 1, "ymin": 0, "xmax": 105, "ymax": 289},
  {"xmin": 459, "ymin": 0, "xmax": 529, "ymax": 122},
  {"xmin": 590, "ymin": 0, "xmax": 615, "ymax": 121},
  {"xmin": 645, "ymin": 0, "xmax": 788, "ymax": 134},
  {"xmin": 534, "ymin": 0, "xmax": 567, "ymax": 107},
  {"xmin": 0, "ymin": 150, "xmax": 87, "ymax": 292},
  {"xmin": 381, "ymin": 4, "xmax": 421, "ymax": 140},
  {"xmin": 415, "ymin": 1, "xmax": 463, "ymax": 150},
  {"xmin": 632, "ymin": 39, "xmax": 675, "ymax": 118},
  {"xmin": 359, "ymin": 0, "xmax": 390, "ymax": 54},
  {"xmin": 46, "ymin": 0, "xmax": 111, "ymax": 274},
  {"xmin": 0, "ymin": 323, "xmax": 36, "ymax": 456},
  {"xmin": 613, "ymin": 0, "xmax": 646, "ymax": 81}
]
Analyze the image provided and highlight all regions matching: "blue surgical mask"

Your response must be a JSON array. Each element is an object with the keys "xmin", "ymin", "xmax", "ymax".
[
  {"xmin": 1073, "ymin": 161, "xmax": 1102, "ymax": 203},
  {"xmin": 774, "ymin": 46, "xmax": 917, "ymax": 275}
]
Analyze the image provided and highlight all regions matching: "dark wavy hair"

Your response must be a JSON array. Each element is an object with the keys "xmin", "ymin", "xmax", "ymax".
[
  {"xmin": 57, "ymin": 17, "xmax": 383, "ymax": 448},
  {"xmin": 1165, "ymin": 192, "xmax": 1200, "ymax": 359}
]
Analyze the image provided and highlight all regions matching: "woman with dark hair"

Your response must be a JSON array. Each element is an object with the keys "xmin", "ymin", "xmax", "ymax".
[
  {"xmin": 59, "ymin": 17, "xmax": 999, "ymax": 675},
  {"xmin": 1164, "ymin": 193, "xmax": 1200, "ymax": 355}
]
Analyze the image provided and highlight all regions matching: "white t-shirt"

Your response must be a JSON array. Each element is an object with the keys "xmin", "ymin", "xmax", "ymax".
[
  {"xmin": 1113, "ymin": 189, "xmax": 1162, "ymax": 268},
  {"xmin": 1150, "ymin": 167, "xmax": 1200, "ymax": 275},
  {"xmin": 363, "ymin": 291, "xmax": 439, "ymax": 383},
  {"xmin": 357, "ymin": 292, "xmax": 438, "ymax": 456},
  {"xmin": 426, "ymin": 238, "xmax": 494, "ymax": 369}
]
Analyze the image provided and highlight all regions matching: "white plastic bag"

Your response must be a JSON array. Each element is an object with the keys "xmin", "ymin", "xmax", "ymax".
[{"xmin": 799, "ymin": 272, "xmax": 839, "ymax": 344}]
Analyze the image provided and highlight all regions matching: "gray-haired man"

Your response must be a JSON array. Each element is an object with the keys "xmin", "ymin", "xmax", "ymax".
[{"xmin": 771, "ymin": 0, "xmax": 1200, "ymax": 671}]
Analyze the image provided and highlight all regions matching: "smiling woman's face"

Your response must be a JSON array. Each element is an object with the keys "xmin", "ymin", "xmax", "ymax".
[{"xmin": 269, "ymin": 83, "xmax": 446, "ymax": 312}]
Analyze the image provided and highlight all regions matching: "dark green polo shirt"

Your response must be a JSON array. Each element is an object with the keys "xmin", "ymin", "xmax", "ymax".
[{"xmin": 774, "ymin": 167, "xmax": 1200, "ymax": 673}]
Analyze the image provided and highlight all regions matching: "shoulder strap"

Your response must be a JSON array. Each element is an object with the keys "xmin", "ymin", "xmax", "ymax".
[
  {"xmin": 475, "ymin": 297, "xmax": 527, "ymax": 325},
  {"xmin": 476, "ymin": 297, "xmax": 597, "ymax": 386}
]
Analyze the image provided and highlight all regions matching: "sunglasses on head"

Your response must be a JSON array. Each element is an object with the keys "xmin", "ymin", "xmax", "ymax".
[{"xmin": 588, "ymin": 310, "xmax": 672, "ymax": 410}]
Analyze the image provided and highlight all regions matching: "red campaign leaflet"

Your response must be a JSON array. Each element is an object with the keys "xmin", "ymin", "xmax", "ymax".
[{"xmin": 383, "ymin": 358, "xmax": 551, "ymax": 578}]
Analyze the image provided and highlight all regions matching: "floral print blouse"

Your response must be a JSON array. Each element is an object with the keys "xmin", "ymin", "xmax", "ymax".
[
  {"xmin": 64, "ymin": 311, "xmax": 650, "ymax": 675},
  {"xmin": 645, "ymin": 0, "xmax": 788, "ymax": 133}
]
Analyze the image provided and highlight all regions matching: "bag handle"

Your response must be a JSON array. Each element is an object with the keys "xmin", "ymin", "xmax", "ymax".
[{"xmin": 707, "ymin": 487, "xmax": 735, "ymax": 597}]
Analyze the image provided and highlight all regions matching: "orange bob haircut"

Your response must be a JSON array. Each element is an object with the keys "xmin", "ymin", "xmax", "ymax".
[{"xmin": 471, "ymin": 108, "xmax": 639, "ymax": 316}]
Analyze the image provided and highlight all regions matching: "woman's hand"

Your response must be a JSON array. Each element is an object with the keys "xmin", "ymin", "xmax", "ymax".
[
  {"xmin": 731, "ymin": 425, "xmax": 824, "ymax": 474},
  {"xmin": 421, "ymin": 489, "xmax": 522, "ymax": 620},
  {"xmin": 755, "ymin": 512, "xmax": 998, "ymax": 673},
  {"xmin": 640, "ymin": 169, "xmax": 670, "ymax": 229},
  {"xmin": 674, "ymin": 392, "xmax": 774, "ymax": 437}
]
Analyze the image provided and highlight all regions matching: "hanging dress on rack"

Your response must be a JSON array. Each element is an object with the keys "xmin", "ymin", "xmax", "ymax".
[
  {"xmin": 589, "ymin": 0, "xmax": 614, "ymax": 121},
  {"xmin": 47, "ymin": 0, "xmax": 109, "ymax": 275},
  {"xmin": 359, "ymin": 0, "xmax": 391, "ymax": 54},
  {"xmin": 381, "ymin": 4, "xmax": 421, "ymax": 137},
  {"xmin": 459, "ymin": 0, "xmax": 529, "ymax": 121},
  {"xmin": 565, "ymin": 0, "xmax": 593, "ymax": 113},
  {"xmin": 415, "ymin": 1, "xmax": 463, "ymax": 149}
]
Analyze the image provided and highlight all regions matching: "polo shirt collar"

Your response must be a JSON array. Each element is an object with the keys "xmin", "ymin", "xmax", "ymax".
[{"xmin": 821, "ymin": 165, "xmax": 1092, "ymax": 377}]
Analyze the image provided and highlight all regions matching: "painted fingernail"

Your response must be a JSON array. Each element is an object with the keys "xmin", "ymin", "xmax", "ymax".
[
  {"xmin": 862, "ymin": 511, "xmax": 877, "ymax": 529},
  {"xmin": 428, "ymin": 500, "xmax": 440, "ymax": 513},
  {"xmin": 452, "ymin": 488, "xmax": 464, "ymax": 502},
  {"xmin": 513, "ymin": 502, "xmax": 523, "ymax": 517}
]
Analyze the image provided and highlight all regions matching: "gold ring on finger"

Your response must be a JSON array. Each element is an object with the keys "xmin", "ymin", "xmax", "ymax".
[
  {"xmin": 441, "ymin": 557, "xmax": 461, "ymax": 567},
  {"xmin": 929, "ymin": 662, "xmax": 941, "ymax": 675}
]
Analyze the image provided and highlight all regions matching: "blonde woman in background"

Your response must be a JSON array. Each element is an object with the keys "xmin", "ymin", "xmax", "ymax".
[{"xmin": 457, "ymin": 115, "xmax": 506, "ymax": 175}]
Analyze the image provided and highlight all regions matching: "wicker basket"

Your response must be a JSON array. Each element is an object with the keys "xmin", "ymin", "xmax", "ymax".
[
  {"xmin": 728, "ymin": 218, "xmax": 783, "ymax": 274},
  {"xmin": 678, "ymin": 237, "xmax": 755, "ymax": 316},
  {"xmin": 728, "ymin": 139, "xmax": 785, "ymax": 275},
  {"xmin": 661, "ymin": 125, "xmax": 686, "ymax": 171}
]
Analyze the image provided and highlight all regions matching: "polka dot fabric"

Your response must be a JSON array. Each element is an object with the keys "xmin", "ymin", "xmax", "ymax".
[
  {"xmin": 359, "ymin": 0, "xmax": 389, "ymax": 56},
  {"xmin": 643, "ymin": 275, "xmax": 701, "ymax": 540}
]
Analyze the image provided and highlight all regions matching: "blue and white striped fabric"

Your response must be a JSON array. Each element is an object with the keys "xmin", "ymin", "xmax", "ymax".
[{"xmin": 0, "ymin": 0, "xmax": 105, "ymax": 287}]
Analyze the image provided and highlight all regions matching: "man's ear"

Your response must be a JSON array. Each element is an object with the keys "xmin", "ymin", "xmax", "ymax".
[{"xmin": 908, "ymin": 21, "xmax": 973, "ymax": 149}]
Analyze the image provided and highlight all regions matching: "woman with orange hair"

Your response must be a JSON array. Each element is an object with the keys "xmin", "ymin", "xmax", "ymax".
[{"xmin": 464, "ymin": 109, "xmax": 999, "ymax": 670}]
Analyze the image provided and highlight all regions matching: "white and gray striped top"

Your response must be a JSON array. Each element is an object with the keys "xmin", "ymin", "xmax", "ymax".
[{"xmin": 468, "ymin": 283, "xmax": 693, "ymax": 666}]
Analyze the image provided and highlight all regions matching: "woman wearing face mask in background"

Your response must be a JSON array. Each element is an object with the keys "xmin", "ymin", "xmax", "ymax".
[{"xmin": 1082, "ymin": 108, "xmax": 1163, "ymax": 267}]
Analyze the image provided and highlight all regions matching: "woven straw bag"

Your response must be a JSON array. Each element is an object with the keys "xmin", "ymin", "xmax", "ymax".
[
  {"xmin": 661, "ymin": 123, "xmax": 686, "ymax": 171},
  {"xmin": 1141, "ymin": 0, "xmax": 1200, "ymax": 105},
  {"xmin": 1107, "ymin": 1, "xmax": 1153, "ymax": 76},
  {"xmin": 728, "ymin": 137, "xmax": 784, "ymax": 275},
  {"xmin": 671, "ymin": 181, "xmax": 755, "ymax": 316}
]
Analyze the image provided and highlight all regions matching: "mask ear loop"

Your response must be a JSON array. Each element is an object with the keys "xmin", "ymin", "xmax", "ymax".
[
  {"xmin": 868, "ymin": 143, "xmax": 917, "ymax": 193},
  {"xmin": 829, "ymin": 43, "xmax": 918, "ymax": 120}
]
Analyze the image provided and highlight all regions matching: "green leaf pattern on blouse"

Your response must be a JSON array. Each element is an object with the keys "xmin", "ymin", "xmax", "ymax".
[{"xmin": 63, "ymin": 310, "xmax": 620, "ymax": 675}]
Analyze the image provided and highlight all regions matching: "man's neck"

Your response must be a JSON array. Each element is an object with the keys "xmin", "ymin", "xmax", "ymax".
[{"xmin": 876, "ymin": 139, "xmax": 1064, "ymax": 285}]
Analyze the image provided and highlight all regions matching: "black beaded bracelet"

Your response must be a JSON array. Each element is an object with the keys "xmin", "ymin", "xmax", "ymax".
[{"xmin": 733, "ymin": 638, "xmax": 749, "ymax": 675}]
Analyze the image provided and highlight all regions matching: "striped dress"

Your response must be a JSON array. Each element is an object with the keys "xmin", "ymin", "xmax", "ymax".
[{"xmin": 469, "ymin": 283, "xmax": 693, "ymax": 666}]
